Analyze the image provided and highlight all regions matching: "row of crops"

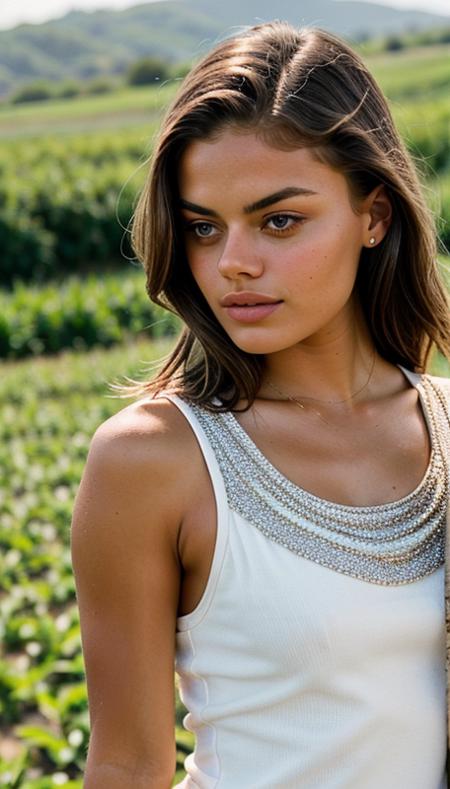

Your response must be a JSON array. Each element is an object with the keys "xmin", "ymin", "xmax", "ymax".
[
  {"xmin": 0, "ymin": 269, "xmax": 180, "ymax": 358},
  {"xmin": 0, "ymin": 130, "xmax": 148, "ymax": 285},
  {"xmin": 0, "ymin": 80, "xmax": 190, "ymax": 787},
  {"xmin": 0, "ymin": 338, "xmax": 193, "ymax": 787},
  {"xmin": 0, "ymin": 84, "xmax": 176, "ymax": 286}
]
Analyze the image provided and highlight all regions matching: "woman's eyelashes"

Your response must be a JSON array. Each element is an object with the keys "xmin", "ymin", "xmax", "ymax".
[
  {"xmin": 184, "ymin": 213, "xmax": 306, "ymax": 241},
  {"xmin": 264, "ymin": 213, "xmax": 305, "ymax": 234},
  {"xmin": 187, "ymin": 221, "xmax": 219, "ymax": 239}
]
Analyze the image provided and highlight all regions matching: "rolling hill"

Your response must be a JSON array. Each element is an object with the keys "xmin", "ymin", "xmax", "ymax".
[{"xmin": 0, "ymin": 0, "xmax": 448, "ymax": 98}]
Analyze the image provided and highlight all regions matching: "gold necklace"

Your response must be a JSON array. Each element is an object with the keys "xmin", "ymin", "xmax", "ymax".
[{"xmin": 266, "ymin": 352, "xmax": 376, "ymax": 425}]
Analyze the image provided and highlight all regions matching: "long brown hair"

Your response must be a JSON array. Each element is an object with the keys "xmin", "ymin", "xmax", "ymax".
[{"xmin": 128, "ymin": 21, "xmax": 450, "ymax": 411}]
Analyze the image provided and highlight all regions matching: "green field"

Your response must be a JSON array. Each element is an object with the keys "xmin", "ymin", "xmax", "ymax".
[
  {"xmin": 1, "ymin": 37, "xmax": 449, "ymax": 787},
  {"xmin": 0, "ymin": 83, "xmax": 177, "ymax": 138},
  {"xmin": 0, "ymin": 338, "xmax": 195, "ymax": 787},
  {"xmin": 367, "ymin": 44, "xmax": 450, "ymax": 100}
]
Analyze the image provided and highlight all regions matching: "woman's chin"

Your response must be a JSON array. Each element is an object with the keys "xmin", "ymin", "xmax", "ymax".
[{"xmin": 228, "ymin": 334, "xmax": 298, "ymax": 356}]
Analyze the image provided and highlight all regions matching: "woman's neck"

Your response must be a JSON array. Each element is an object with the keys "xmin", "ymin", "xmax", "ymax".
[{"xmin": 258, "ymin": 305, "xmax": 381, "ymax": 407}]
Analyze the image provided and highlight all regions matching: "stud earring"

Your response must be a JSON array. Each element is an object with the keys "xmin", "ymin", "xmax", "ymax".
[{"xmin": 369, "ymin": 237, "xmax": 376, "ymax": 246}]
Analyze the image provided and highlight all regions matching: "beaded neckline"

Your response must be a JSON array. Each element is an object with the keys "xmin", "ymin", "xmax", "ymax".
[
  {"xmin": 222, "ymin": 394, "xmax": 435, "ymax": 515},
  {"xmin": 186, "ymin": 371, "xmax": 448, "ymax": 586}
]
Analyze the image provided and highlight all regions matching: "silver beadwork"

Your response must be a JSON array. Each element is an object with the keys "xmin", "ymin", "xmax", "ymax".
[{"xmin": 188, "ymin": 375, "xmax": 448, "ymax": 586}]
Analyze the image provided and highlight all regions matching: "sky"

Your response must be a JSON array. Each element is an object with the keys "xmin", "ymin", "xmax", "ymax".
[{"xmin": 0, "ymin": 0, "xmax": 449, "ymax": 30}]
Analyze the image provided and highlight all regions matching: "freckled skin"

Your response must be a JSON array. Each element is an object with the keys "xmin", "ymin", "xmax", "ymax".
[{"xmin": 178, "ymin": 129, "xmax": 376, "ymax": 360}]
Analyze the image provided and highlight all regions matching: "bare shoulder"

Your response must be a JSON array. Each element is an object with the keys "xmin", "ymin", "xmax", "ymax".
[
  {"xmin": 70, "ymin": 394, "xmax": 199, "ymax": 780},
  {"xmin": 72, "ymin": 393, "xmax": 207, "ymax": 566},
  {"xmin": 93, "ymin": 393, "xmax": 198, "ymax": 470},
  {"xmin": 90, "ymin": 394, "xmax": 202, "ymax": 508}
]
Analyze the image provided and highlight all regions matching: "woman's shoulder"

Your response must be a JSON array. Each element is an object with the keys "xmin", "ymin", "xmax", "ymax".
[
  {"xmin": 95, "ymin": 391, "xmax": 190, "ymax": 439},
  {"xmin": 87, "ymin": 392, "xmax": 202, "ymax": 498}
]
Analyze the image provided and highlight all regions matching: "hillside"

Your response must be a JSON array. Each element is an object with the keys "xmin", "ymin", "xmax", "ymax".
[{"xmin": 0, "ymin": 0, "xmax": 448, "ymax": 98}]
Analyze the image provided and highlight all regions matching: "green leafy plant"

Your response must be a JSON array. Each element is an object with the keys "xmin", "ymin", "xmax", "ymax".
[{"xmin": 0, "ymin": 336, "xmax": 196, "ymax": 786}]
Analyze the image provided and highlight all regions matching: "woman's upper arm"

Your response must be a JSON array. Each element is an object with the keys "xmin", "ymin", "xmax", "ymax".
[{"xmin": 70, "ymin": 400, "xmax": 188, "ymax": 785}]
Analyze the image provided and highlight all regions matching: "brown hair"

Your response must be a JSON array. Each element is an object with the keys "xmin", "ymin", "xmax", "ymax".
[{"xmin": 128, "ymin": 21, "xmax": 450, "ymax": 411}]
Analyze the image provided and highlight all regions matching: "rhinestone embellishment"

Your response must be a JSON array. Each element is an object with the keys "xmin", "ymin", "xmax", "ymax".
[{"xmin": 188, "ymin": 375, "xmax": 448, "ymax": 586}]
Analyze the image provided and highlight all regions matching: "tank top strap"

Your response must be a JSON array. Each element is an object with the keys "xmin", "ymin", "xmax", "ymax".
[{"xmin": 158, "ymin": 393, "xmax": 230, "ymax": 631}]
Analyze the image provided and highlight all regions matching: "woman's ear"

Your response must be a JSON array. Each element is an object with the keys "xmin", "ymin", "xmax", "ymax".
[{"xmin": 362, "ymin": 185, "xmax": 392, "ymax": 248}]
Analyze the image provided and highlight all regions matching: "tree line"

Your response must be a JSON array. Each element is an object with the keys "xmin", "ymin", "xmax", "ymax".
[
  {"xmin": 7, "ymin": 57, "xmax": 190, "ymax": 105},
  {"xmin": 7, "ymin": 24, "xmax": 450, "ymax": 106}
]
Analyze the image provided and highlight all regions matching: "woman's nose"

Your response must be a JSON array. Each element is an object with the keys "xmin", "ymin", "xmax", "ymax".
[{"xmin": 217, "ymin": 229, "xmax": 264, "ymax": 279}]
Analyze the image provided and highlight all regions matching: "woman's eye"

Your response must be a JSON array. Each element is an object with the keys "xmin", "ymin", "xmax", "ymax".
[
  {"xmin": 265, "ymin": 214, "xmax": 299, "ymax": 232},
  {"xmin": 189, "ymin": 222, "xmax": 218, "ymax": 238}
]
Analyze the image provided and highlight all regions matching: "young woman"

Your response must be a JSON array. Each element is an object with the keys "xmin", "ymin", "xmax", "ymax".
[{"xmin": 71, "ymin": 21, "xmax": 450, "ymax": 789}]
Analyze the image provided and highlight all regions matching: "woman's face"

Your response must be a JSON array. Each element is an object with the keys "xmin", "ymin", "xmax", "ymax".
[{"xmin": 178, "ymin": 128, "xmax": 376, "ymax": 356}]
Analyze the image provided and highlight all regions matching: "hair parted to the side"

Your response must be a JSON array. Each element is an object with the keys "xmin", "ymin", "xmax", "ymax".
[{"xmin": 127, "ymin": 20, "xmax": 450, "ymax": 411}]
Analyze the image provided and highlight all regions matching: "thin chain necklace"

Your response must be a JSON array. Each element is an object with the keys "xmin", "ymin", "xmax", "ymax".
[{"xmin": 266, "ymin": 352, "xmax": 376, "ymax": 426}]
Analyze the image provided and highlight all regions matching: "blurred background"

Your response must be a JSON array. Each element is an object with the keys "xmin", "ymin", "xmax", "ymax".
[{"xmin": 0, "ymin": 0, "xmax": 449, "ymax": 786}]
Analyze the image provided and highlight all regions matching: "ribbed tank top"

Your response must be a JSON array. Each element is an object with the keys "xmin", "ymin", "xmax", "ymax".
[{"xmin": 165, "ymin": 369, "xmax": 447, "ymax": 789}]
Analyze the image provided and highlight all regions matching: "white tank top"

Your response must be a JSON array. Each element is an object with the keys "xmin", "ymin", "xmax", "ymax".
[{"xmin": 164, "ymin": 373, "xmax": 447, "ymax": 789}]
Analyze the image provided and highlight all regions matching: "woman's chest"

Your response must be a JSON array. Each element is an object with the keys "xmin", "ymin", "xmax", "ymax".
[{"xmin": 232, "ymin": 394, "xmax": 431, "ymax": 507}]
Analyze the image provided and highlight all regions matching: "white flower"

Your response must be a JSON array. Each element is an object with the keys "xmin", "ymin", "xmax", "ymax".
[
  {"xmin": 55, "ymin": 613, "xmax": 70, "ymax": 632},
  {"xmin": 5, "ymin": 549, "xmax": 21, "ymax": 567},
  {"xmin": 54, "ymin": 486, "xmax": 70, "ymax": 502},
  {"xmin": 52, "ymin": 773, "xmax": 69, "ymax": 785},
  {"xmin": 15, "ymin": 655, "xmax": 30, "ymax": 672},
  {"xmin": 42, "ymin": 523, "xmax": 57, "ymax": 541},
  {"xmin": 19, "ymin": 622, "xmax": 36, "ymax": 638},
  {"xmin": 68, "ymin": 729, "xmax": 84, "ymax": 747},
  {"xmin": 59, "ymin": 747, "xmax": 74, "ymax": 763},
  {"xmin": 25, "ymin": 641, "xmax": 42, "ymax": 657}
]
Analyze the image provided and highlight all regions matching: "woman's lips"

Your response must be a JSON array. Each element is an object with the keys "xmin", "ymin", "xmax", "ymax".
[{"xmin": 224, "ymin": 301, "xmax": 282, "ymax": 323}]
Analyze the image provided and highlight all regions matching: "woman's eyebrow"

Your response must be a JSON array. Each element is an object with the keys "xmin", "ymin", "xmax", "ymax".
[
  {"xmin": 179, "ymin": 199, "xmax": 219, "ymax": 217},
  {"xmin": 243, "ymin": 187, "xmax": 318, "ymax": 214},
  {"xmin": 179, "ymin": 187, "xmax": 318, "ymax": 218}
]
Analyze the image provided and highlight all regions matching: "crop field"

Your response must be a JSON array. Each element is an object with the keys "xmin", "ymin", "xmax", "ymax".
[
  {"xmin": 0, "ymin": 337, "xmax": 194, "ymax": 787},
  {"xmin": 0, "ymin": 83, "xmax": 178, "ymax": 138},
  {"xmin": 0, "ymin": 36, "xmax": 449, "ymax": 787},
  {"xmin": 368, "ymin": 44, "xmax": 450, "ymax": 100}
]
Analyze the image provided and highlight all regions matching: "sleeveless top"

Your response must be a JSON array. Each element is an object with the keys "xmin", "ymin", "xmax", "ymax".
[{"xmin": 164, "ymin": 367, "xmax": 449, "ymax": 789}]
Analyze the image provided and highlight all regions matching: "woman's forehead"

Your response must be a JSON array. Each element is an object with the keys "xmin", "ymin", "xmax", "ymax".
[{"xmin": 178, "ymin": 129, "xmax": 347, "ymax": 203}]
